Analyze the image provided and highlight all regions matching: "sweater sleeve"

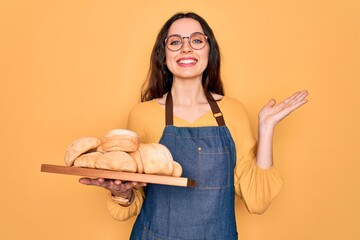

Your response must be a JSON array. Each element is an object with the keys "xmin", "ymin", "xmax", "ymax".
[
  {"xmin": 234, "ymin": 159, "xmax": 283, "ymax": 214},
  {"xmin": 223, "ymin": 98, "xmax": 283, "ymax": 214},
  {"xmin": 106, "ymin": 188, "xmax": 145, "ymax": 221}
]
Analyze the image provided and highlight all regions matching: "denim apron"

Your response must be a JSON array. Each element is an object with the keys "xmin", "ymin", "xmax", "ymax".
[{"xmin": 130, "ymin": 91, "xmax": 237, "ymax": 240}]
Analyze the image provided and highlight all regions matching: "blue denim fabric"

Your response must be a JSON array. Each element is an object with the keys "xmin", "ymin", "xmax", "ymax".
[{"xmin": 130, "ymin": 125, "xmax": 237, "ymax": 240}]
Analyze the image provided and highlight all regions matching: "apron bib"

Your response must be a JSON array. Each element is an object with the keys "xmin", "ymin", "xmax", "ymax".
[{"xmin": 130, "ymin": 92, "xmax": 238, "ymax": 240}]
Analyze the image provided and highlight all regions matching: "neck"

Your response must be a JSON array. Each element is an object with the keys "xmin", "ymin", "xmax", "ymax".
[{"xmin": 171, "ymin": 77, "xmax": 207, "ymax": 106}]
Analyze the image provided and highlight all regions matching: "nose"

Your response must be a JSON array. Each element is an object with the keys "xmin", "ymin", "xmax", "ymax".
[{"xmin": 181, "ymin": 37, "xmax": 192, "ymax": 53}]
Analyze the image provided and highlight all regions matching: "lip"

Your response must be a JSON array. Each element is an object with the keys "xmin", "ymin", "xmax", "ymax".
[{"xmin": 176, "ymin": 57, "xmax": 198, "ymax": 66}]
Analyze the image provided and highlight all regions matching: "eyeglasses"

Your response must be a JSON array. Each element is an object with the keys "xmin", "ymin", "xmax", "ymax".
[{"xmin": 165, "ymin": 32, "xmax": 208, "ymax": 52}]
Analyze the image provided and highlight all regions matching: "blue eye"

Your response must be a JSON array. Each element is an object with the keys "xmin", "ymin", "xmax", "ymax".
[
  {"xmin": 192, "ymin": 39, "xmax": 203, "ymax": 44},
  {"xmin": 170, "ymin": 40, "xmax": 181, "ymax": 45}
]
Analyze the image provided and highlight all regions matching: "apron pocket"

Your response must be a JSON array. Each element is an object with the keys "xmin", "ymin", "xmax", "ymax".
[{"xmin": 197, "ymin": 146, "xmax": 230, "ymax": 189}]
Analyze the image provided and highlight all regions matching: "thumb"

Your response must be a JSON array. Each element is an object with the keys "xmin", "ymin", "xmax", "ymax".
[{"xmin": 266, "ymin": 99, "xmax": 276, "ymax": 108}]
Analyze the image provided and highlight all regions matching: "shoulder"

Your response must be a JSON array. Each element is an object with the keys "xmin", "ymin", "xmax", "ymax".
[
  {"xmin": 129, "ymin": 100, "xmax": 159, "ymax": 114},
  {"xmin": 127, "ymin": 100, "xmax": 165, "ymax": 144},
  {"xmin": 220, "ymin": 96, "xmax": 252, "ymax": 131},
  {"xmin": 210, "ymin": 92, "xmax": 246, "ymax": 109},
  {"xmin": 220, "ymin": 96, "xmax": 248, "ymax": 113},
  {"xmin": 128, "ymin": 100, "xmax": 163, "ymax": 123}
]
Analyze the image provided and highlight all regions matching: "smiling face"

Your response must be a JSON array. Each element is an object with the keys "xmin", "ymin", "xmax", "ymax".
[{"xmin": 165, "ymin": 18, "xmax": 210, "ymax": 81}]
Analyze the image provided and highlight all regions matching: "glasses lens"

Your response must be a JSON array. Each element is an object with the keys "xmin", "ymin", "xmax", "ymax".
[
  {"xmin": 166, "ymin": 35, "xmax": 182, "ymax": 51},
  {"xmin": 189, "ymin": 33, "xmax": 207, "ymax": 50}
]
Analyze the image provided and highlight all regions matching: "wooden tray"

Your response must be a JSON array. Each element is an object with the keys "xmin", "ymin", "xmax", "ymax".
[{"xmin": 41, "ymin": 164, "xmax": 196, "ymax": 187}]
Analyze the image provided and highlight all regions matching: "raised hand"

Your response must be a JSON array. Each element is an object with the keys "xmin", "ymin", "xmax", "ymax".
[
  {"xmin": 255, "ymin": 90, "xmax": 309, "ymax": 169},
  {"xmin": 258, "ymin": 90, "xmax": 309, "ymax": 130}
]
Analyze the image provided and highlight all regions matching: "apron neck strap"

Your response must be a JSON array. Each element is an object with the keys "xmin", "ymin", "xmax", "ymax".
[
  {"xmin": 165, "ymin": 91, "xmax": 174, "ymax": 126},
  {"xmin": 205, "ymin": 91, "xmax": 225, "ymax": 126},
  {"xmin": 165, "ymin": 91, "xmax": 225, "ymax": 126}
]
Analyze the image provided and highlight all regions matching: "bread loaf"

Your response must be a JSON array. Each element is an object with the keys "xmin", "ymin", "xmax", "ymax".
[
  {"xmin": 95, "ymin": 151, "xmax": 137, "ymax": 172},
  {"xmin": 65, "ymin": 136, "xmax": 102, "ymax": 166},
  {"xmin": 102, "ymin": 129, "xmax": 139, "ymax": 152},
  {"xmin": 172, "ymin": 161, "xmax": 183, "ymax": 177},
  {"xmin": 138, "ymin": 143, "xmax": 174, "ymax": 176},
  {"xmin": 73, "ymin": 151, "xmax": 103, "ymax": 168}
]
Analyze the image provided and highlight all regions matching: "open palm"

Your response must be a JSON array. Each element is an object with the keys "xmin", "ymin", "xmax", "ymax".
[{"xmin": 259, "ymin": 90, "xmax": 309, "ymax": 128}]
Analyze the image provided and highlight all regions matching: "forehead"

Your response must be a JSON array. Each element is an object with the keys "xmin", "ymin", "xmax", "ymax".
[{"xmin": 167, "ymin": 18, "xmax": 204, "ymax": 36}]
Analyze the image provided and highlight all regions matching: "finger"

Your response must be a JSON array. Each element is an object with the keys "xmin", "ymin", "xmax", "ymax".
[
  {"xmin": 284, "ymin": 90, "xmax": 306, "ymax": 103},
  {"xmin": 79, "ymin": 178, "xmax": 101, "ymax": 186},
  {"xmin": 79, "ymin": 178, "xmax": 91, "ymax": 185},
  {"xmin": 293, "ymin": 98, "xmax": 308, "ymax": 109},
  {"xmin": 123, "ymin": 181, "xmax": 138, "ymax": 190},
  {"xmin": 134, "ymin": 182, "xmax": 147, "ymax": 189},
  {"xmin": 104, "ymin": 180, "xmax": 134, "ymax": 191},
  {"xmin": 123, "ymin": 181, "xmax": 147, "ymax": 190},
  {"xmin": 283, "ymin": 97, "xmax": 308, "ymax": 114},
  {"xmin": 109, "ymin": 180, "xmax": 123, "ymax": 191},
  {"xmin": 297, "ymin": 90, "xmax": 309, "ymax": 101},
  {"xmin": 283, "ymin": 91, "xmax": 308, "ymax": 107},
  {"xmin": 98, "ymin": 178, "xmax": 105, "ymax": 183},
  {"xmin": 287, "ymin": 91, "xmax": 308, "ymax": 107},
  {"xmin": 283, "ymin": 91, "xmax": 300, "ymax": 104},
  {"xmin": 114, "ymin": 180, "xmax": 123, "ymax": 185},
  {"xmin": 293, "ymin": 90, "xmax": 308, "ymax": 101}
]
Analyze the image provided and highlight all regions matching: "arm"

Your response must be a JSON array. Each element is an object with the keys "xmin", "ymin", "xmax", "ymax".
[
  {"xmin": 79, "ymin": 178, "xmax": 146, "ymax": 221},
  {"xmin": 233, "ymin": 90, "xmax": 308, "ymax": 213},
  {"xmin": 256, "ymin": 90, "xmax": 308, "ymax": 169}
]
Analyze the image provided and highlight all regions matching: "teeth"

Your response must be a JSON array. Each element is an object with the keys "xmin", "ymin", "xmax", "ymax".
[{"xmin": 179, "ymin": 59, "xmax": 197, "ymax": 64}]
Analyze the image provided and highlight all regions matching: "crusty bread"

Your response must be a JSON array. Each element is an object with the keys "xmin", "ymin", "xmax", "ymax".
[
  {"xmin": 65, "ymin": 136, "xmax": 102, "ymax": 166},
  {"xmin": 73, "ymin": 151, "xmax": 103, "ymax": 168},
  {"xmin": 64, "ymin": 129, "xmax": 184, "ymax": 177},
  {"xmin": 95, "ymin": 151, "xmax": 137, "ymax": 172},
  {"xmin": 172, "ymin": 161, "xmax": 183, "ymax": 177},
  {"xmin": 129, "ymin": 149, "xmax": 143, "ymax": 174},
  {"xmin": 138, "ymin": 143, "xmax": 174, "ymax": 176},
  {"xmin": 102, "ymin": 129, "xmax": 139, "ymax": 152}
]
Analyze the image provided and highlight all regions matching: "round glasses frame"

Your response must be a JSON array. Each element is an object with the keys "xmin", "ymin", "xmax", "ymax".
[{"xmin": 165, "ymin": 32, "xmax": 208, "ymax": 52}]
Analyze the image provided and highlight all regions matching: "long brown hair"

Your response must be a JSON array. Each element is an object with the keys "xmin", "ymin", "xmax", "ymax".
[{"xmin": 141, "ymin": 12, "xmax": 224, "ymax": 102}]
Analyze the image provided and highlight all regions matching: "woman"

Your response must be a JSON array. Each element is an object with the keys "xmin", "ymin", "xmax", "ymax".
[{"xmin": 80, "ymin": 12, "xmax": 308, "ymax": 239}]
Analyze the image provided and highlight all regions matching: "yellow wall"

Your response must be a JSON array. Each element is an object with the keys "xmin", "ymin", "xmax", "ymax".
[{"xmin": 1, "ymin": 0, "xmax": 359, "ymax": 239}]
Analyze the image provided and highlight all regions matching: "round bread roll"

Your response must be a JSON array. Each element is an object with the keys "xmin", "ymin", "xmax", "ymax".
[
  {"xmin": 172, "ymin": 161, "xmax": 183, "ymax": 177},
  {"xmin": 65, "ymin": 136, "xmax": 102, "ymax": 166},
  {"xmin": 138, "ymin": 143, "xmax": 174, "ymax": 176},
  {"xmin": 129, "ymin": 148, "xmax": 143, "ymax": 174},
  {"xmin": 95, "ymin": 151, "xmax": 137, "ymax": 172},
  {"xmin": 73, "ymin": 152, "xmax": 103, "ymax": 168},
  {"xmin": 102, "ymin": 129, "xmax": 139, "ymax": 152}
]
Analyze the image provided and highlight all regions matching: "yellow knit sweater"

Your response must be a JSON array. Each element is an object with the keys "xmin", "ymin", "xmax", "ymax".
[{"xmin": 106, "ymin": 96, "xmax": 283, "ymax": 221}]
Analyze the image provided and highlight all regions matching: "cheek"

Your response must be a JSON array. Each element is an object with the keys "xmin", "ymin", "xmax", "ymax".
[
  {"xmin": 202, "ymin": 45, "xmax": 210, "ymax": 59},
  {"xmin": 165, "ymin": 52, "xmax": 176, "ymax": 70},
  {"xmin": 200, "ymin": 49, "xmax": 210, "ymax": 67}
]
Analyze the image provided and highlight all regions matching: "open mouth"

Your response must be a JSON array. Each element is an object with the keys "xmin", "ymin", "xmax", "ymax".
[{"xmin": 177, "ymin": 59, "xmax": 198, "ymax": 65}]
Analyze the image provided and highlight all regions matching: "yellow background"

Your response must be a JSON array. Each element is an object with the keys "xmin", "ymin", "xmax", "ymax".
[{"xmin": 1, "ymin": 0, "xmax": 359, "ymax": 239}]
